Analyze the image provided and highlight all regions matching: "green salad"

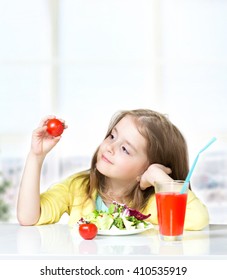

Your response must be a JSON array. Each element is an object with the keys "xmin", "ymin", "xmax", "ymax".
[{"xmin": 78, "ymin": 202, "xmax": 151, "ymax": 231}]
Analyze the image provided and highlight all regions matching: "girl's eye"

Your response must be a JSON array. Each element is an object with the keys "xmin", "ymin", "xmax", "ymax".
[
  {"xmin": 109, "ymin": 133, "xmax": 115, "ymax": 140},
  {"xmin": 122, "ymin": 146, "xmax": 129, "ymax": 155}
]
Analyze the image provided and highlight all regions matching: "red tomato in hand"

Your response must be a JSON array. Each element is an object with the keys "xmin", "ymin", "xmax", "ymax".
[
  {"xmin": 46, "ymin": 118, "xmax": 64, "ymax": 137},
  {"xmin": 79, "ymin": 223, "xmax": 98, "ymax": 240}
]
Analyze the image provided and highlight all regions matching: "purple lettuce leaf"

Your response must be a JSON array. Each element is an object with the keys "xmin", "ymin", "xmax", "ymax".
[{"xmin": 113, "ymin": 201, "xmax": 151, "ymax": 220}]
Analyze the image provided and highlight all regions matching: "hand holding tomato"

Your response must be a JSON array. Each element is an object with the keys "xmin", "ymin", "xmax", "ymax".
[
  {"xmin": 31, "ymin": 116, "xmax": 67, "ymax": 156},
  {"xmin": 79, "ymin": 223, "xmax": 98, "ymax": 240}
]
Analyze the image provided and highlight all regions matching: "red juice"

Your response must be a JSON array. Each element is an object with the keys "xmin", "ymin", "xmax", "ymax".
[{"xmin": 155, "ymin": 192, "xmax": 188, "ymax": 237}]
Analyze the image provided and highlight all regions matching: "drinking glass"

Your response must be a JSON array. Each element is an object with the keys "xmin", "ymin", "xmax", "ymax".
[{"xmin": 155, "ymin": 180, "xmax": 189, "ymax": 241}]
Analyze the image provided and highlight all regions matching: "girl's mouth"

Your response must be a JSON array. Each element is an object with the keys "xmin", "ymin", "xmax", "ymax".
[{"xmin": 101, "ymin": 155, "xmax": 113, "ymax": 164}]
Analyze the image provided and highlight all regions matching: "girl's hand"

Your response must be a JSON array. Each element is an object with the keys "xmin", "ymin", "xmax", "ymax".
[
  {"xmin": 30, "ymin": 115, "xmax": 67, "ymax": 156},
  {"xmin": 140, "ymin": 163, "xmax": 172, "ymax": 190}
]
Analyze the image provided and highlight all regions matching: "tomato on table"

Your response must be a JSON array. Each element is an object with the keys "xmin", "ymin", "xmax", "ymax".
[
  {"xmin": 46, "ymin": 118, "xmax": 65, "ymax": 137},
  {"xmin": 79, "ymin": 223, "xmax": 98, "ymax": 240}
]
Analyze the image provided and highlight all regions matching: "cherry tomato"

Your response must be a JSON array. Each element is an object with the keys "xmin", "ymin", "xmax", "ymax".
[
  {"xmin": 46, "ymin": 118, "xmax": 64, "ymax": 137},
  {"xmin": 79, "ymin": 223, "xmax": 98, "ymax": 240}
]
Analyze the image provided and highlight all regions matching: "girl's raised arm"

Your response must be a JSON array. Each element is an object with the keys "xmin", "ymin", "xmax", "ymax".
[{"xmin": 17, "ymin": 116, "xmax": 65, "ymax": 225}]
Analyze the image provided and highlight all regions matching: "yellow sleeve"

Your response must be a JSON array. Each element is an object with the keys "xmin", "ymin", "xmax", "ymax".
[
  {"xmin": 35, "ymin": 178, "xmax": 71, "ymax": 225},
  {"xmin": 184, "ymin": 190, "xmax": 209, "ymax": 230},
  {"xmin": 143, "ymin": 195, "xmax": 158, "ymax": 225}
]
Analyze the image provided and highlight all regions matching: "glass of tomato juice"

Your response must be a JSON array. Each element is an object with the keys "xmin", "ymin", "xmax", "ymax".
[{"xmin": 154, "ymin": 180, "xmax": 189, "ymax": 241}]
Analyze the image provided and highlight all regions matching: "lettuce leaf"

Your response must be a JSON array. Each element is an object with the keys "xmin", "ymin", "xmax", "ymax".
[{"xmin": 78, "ymin": 201, "xmax": 151, "ymax": 231}]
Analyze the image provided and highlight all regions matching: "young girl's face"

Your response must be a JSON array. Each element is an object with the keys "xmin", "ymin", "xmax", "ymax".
[{"xmin": 96, "ymin": 115, "xmax": 149, "ymax": 185}]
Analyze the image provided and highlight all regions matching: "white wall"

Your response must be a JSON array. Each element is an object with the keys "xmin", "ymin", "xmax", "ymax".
[{"xmin": 0, "ymin": 0, "xmax": 226, "ymax": 223}]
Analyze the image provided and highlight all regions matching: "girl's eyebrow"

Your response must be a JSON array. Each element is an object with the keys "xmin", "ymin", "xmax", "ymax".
[{"xmin": 112, "ymin": 127, "xmax": 138, "ymax": 153}]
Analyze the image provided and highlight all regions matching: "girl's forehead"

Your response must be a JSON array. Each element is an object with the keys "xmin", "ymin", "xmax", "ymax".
[
  {"xmin": 115, "ymin": 115, "xmax": 134, "ymax": 128},
  {"xmin": 115, "ymin": 116, "xmax": 147, "ymax": 145},
  {"xmin": 115, "ymin": 115, "xmax": 140, "ymax": 130}
]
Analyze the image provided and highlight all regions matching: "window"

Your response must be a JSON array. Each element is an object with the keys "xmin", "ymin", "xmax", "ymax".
[{"xmin": 1, "ymin": 0, "xmax": 227, "ymax": 223}]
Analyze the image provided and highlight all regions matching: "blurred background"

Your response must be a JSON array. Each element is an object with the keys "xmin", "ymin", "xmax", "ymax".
[{"xmin": 0, "ymin": 0, "xmax": 226, "ymax": 224}]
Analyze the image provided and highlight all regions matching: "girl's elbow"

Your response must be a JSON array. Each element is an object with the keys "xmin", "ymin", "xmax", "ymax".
[{"xmin": 17, "ymin": 213, "xmax": 39, "ymax": 226}]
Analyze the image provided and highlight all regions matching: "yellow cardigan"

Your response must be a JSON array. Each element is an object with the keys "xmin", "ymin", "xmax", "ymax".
[{"xmin": 36, "ymin": 173, "xmax": 209, "ymax": 230}]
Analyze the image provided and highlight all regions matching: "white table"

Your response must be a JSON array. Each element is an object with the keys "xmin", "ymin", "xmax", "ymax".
[{"xmin": 0, "ymin": 223, "xmax": 227, "ymax": 259}]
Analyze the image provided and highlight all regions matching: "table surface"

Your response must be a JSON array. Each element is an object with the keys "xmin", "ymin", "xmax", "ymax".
[{"xmin": 0, "ymin": 223, "xmax": 227, "ymax": 259}]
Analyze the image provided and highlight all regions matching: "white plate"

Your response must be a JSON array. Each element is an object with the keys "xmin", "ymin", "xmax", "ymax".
[{"xmin": 98, "ymin": 223, "xmax": 154, "ymax": 236}]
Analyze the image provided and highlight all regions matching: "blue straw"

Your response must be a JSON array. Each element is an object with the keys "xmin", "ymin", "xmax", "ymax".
[{"xmin": 180, "ymin": 137, "xmax": 217, "ymax": 194}]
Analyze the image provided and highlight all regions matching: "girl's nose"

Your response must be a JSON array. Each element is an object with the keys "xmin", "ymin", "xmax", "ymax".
[{"xmin": 106, "ymin": 142, "xmax": 116, "ymax": 154}]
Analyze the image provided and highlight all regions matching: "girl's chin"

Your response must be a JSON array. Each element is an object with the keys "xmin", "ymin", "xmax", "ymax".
[
  {"xmin": 96, "ymin": 163, "xmax": 118, "ymax": 179},
  {"xmin": 96, "ymin": 163, "xmax": 108, "ymax": 176}
]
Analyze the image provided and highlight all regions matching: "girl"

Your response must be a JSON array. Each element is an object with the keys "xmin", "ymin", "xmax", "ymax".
[{"xmin": 17, "ymin": 109, "xmax": 209, "ymax": 229}]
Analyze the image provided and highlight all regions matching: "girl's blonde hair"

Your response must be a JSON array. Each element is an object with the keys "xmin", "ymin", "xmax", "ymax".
[{"xmin": 73, "ymin": 109, "xmax": 189, "ymax": 210}]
